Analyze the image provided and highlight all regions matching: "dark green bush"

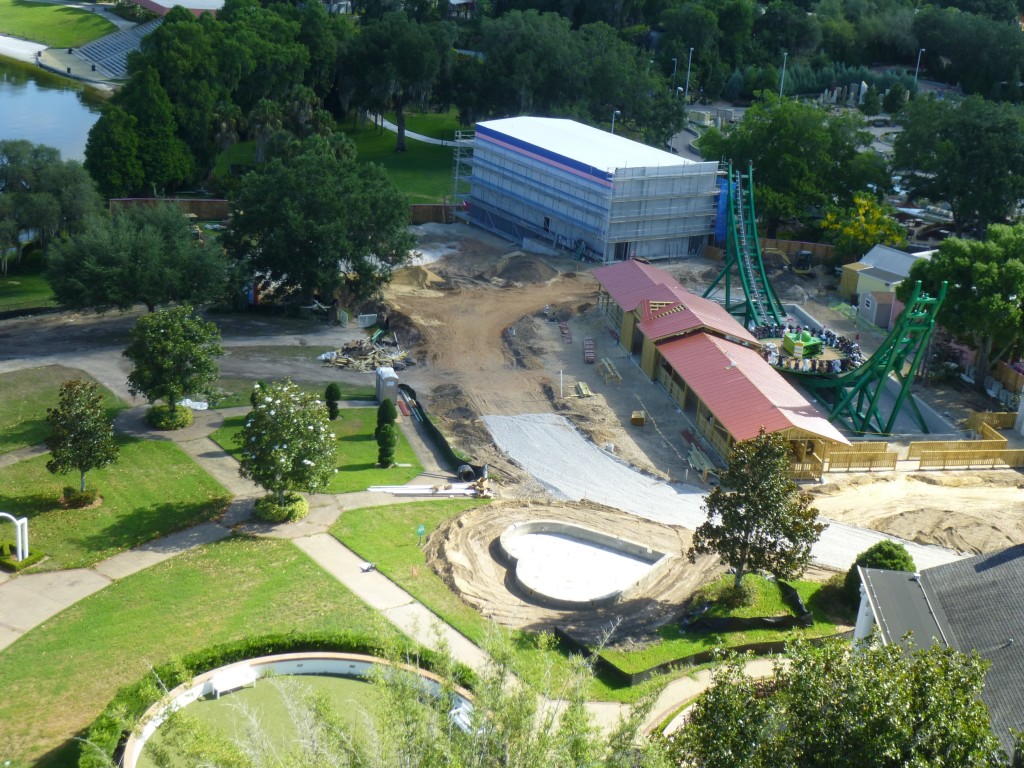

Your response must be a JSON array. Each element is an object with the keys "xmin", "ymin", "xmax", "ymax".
[
  {"xmin": 844, "ymin": 540, "xmax": 917, "ymax": 606},
  {"xmin": 325, "ymin": 383, "xmax": 342, "ymax": 404},
  {"xmin": 0, "ymin": 543, "xmax": 45, "ymax": 572},
  {"xmin": 146, "ymin": 404, "xmax": 194, "ymax": 430},
  {"xmin": 253, "ymin": 492, "xmax": 309, "ymax": 523},
  {"xmin": 62, "ymin": 486, "xmax": 99, "ymax": 508},
  {"xmin": 376, "ymin": 423, "xmax": 397, "ymax": 467}
]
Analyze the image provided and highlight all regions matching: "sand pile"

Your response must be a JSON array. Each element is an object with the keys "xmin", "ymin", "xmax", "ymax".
[
  {"xmin": 392, "ymin": 264, "xmax": 445, "ymax": 289},
  {"xmin": 481, "ymin": 251, "xmax": 558, "ymax": 285}
]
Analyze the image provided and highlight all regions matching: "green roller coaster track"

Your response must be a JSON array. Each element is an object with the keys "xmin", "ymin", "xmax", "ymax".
[
  {"xmin": 705, "ymin": 163, "xmax": 949, "ymax": 436},
  {"xmin": 703, "ymin": 163, "xmax": 787, "ymax": 328}
]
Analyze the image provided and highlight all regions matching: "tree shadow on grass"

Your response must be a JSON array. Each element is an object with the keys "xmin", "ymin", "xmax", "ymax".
[
  {"xmin": 338, "ymin": 463, "xmax": 376, "ymax": 472},
  {"xmin": 72, "ymin": 498, "xmax": 230, "ymax": 556},
  {"xmin": 0, "ymin": 420, "xmax": 49, "ymax": 452},
  {"xmin": 0, "ymin": 490, "xmax": 61, "ymax": 520}
]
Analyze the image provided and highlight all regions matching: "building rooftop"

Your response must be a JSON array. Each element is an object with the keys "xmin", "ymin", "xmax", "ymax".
[
  {"xmin": 132, "ymin": 0, "xmax": 221, "ymax": 15},
  {"xmin": 638, "ymin": 287, "xmax": 758, "ymax": 345},
  {"xmin": 476, "ymin": 117, "xmax": 696, "ymax": 179},
  {"xmin": 859, "ymin": 567, "xmax": 947, "ymax": 647},
  {"xmin": 657, "ymin": 333, "xmax": 849, "ymax": 444},
  {"xmin": 860, "ymin": 244, "xmax": 933, "ymax": 280},
  {"xmin": 593, "ymin": 259, "xmax": 682, "ymax": 312}
]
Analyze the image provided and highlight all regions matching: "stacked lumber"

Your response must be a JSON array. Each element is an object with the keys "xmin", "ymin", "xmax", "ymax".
[
  {"xmin": 321, "ymin": 339, "xmax": 408, "ymax": 371},
  {"xmin": 559, "ymin": 321, "xmax": 572, "ymax": 343},
  {"xmin": 583, "ymin": 337, "xmax": 595, "ymax": 363}
]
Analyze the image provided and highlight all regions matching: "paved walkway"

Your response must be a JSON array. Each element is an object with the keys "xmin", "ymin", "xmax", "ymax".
[{"xmin": 373, "ymin": 114, "xmax": 465, "ymax": 148}]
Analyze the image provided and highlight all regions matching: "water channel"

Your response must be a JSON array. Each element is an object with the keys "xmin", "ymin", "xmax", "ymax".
[{"xmin": 0, "ymin": 57, "xmax": 105, "ymax": 161}]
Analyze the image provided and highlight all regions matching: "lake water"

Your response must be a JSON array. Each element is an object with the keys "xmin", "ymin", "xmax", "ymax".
[{"xmin": 0, "ymin": 58, "xmax": 105, "ymax": 161}]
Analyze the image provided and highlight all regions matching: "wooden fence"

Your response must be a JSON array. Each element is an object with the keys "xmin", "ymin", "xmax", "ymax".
[
  {"xmin": 966, "ymin": 412, "xmax": 1017, "ymax": 431},
  {"xmin": 918, "ymin": 449, "xmax": 1024, "ymax": 470},
  {"xmin": 826, "ymin": 450, "xmax": 899, "ymax": 472},
  {"xmin": 907, "ymin": 437, "xmax": 1006, "ymax": 458},
  {"xmin": 790, "ymin": 459, "xmax": 824, "ymax": 482}
]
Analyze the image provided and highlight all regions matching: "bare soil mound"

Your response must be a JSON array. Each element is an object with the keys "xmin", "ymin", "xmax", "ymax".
[
  {"xmin": 485, "ymin": 251, "xmax": 559, "ymax": 285},
  {"xmin": 426, "ymin": 499, "xmax": 723, "ymax": 644}
]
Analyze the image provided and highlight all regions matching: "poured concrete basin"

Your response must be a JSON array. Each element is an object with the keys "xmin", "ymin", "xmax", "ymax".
[{"xmin": 498, "ymin": 520, "xmax": 669, "ymax": 608}]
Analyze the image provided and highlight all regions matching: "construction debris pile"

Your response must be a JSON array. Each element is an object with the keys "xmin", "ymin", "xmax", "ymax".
[{"xmin": 317, "ymin": 339, "xmax": 410, "ymax": 372}]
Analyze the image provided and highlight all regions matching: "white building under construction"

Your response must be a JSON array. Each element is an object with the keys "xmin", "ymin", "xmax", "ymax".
[{"xmin": 453, "ymin": 117, "xmax": 720, "ymax": 262}]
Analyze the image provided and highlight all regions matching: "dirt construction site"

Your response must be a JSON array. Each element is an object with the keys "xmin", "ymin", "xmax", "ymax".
[{"xmin": 378, "ymin": 223, "xmax": 1024, "ymax": 637}]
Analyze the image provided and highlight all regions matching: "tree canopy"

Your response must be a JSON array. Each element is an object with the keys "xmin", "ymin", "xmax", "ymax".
[
  {"xmin": 893, "ymin": 95, "xmax": 1024, "ymax": 236},
  {"xmin": 898, "ymin": 225, "xmax": 1024, "ymax": 390},
  {"xmin": 237, "ymin": 380, "xmax": 338, "ymax": 506},
  {"xmin": 123, "ymin": 305, "xmax": 223, "ymax": 413},
  {"xmin": 699, "ymin": 95, "xmax": 887, "ymax": 237},
  {"xmin": 688, "ymin": 428, "xmax": 824, "ymax": 590},
  {"xmin": 667, "ymin": 638, "xmax": 1009, "ymax": 767},
  {"xmin": 47, "ymin": 203, "xmax": 232, "ymax": 313},
  {"xmin": 45, "ymin": 379, "xmax": 120, "ymax": 493},
  {"xmin": 224, "ymin": 136, "xmax": 413, "ymax": 302},
  {"xmin": 820, "ymin": 193, "xmax": 907, "ymax": 264},
  {"xmin": 844, "ymin": 539, "xmax": 916, "ymax": 606}
]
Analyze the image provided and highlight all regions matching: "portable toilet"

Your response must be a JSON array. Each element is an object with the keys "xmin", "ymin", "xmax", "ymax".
[{"xmin": 376, "ymin": 366, "xmax": 399, "ymax": 403}]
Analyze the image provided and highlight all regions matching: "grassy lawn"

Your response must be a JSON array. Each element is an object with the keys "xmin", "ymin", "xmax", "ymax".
[
  {"xmin": 0, "ymin": 271, "xmax": 56, "ymax": 313},
  {"xmin": 601, "ymin": 573, "xmax": 850, "ymax": 674},
  {"xmin": 0, "ymin": 536, "xmax": 393, "ymax": 767},
  {"xmin": 0, "ymin": 438, "xmax": 230, "ymax": 571},
  {"xmin": 0, "ymin": 0, "xmax": 115, "ymax": 47},
  {"xmin": 209, "ymin": 409, "xmax": 422, "ymax": 492},
  {"xmin": 383, "ymin": 109, "xmax": 461, "ymax": 142},
  {"xmin": 208, "ymin": 376, "xmax": 375, "ymax": 409},
  {"xmin": 328, "ymin": 500, "xmax": 666, "ymax": 703},
  {"xmin": 0, "ymin": 366, "xmax": 125, "ymax": 455}
]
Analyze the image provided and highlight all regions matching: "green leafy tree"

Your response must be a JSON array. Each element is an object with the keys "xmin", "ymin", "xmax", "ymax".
[
  {"xmin": 882, "ymin": 82, "xmax": 907, "ymax": 114},
  {"xmin": 688, "ymin": 428, "xmax": 824, "ymax": 590},
  {"xmin": 45, "ymin": 379, "xmax": 120, "ymax": 492},
  {"xmin": 820, "ymin": 193, "xmax": 907, "ymax": 264},
  {"xmin": 124, "ymin": 305, "xmax": 223, "ymax": 414},
  {"xmin": 354, "ymin": 14, "xmax": 447, "ymax": 153},
  {"xmin": 47, "ymin": 204, "xmax": 231, "ymax": 313},
  {"xmin": 844, "ymin": 540, "xmax": 916, "ymax": 606},
  {"xmin": 667, "ymin": 638, "xmax": 1008, "ymax": 767},
  {"xmin": 238, "ymin": 380, "xmax": 337, "ymax": 507},
  {"xmin": 894, "ymin": 95, "xmax": 1024, "ymax": 237},
  {"xmin": 376, "ymin": 422, "xmax": 398, "ymax": 468},
  {"xmin": 699, "ymin": 95, "xmax": 886, "ymax": 237},
  {"xmin": 898, "ymin": 225, "xmax": 1024, "ymax": 392},
  {"xmin": 859, "ymin": 84, "xmax": 881, "ymax": 116},
  {"xmin": 84, "ymin": 105, "xmax": 145, "ymax": 198},
  {"xmin": 224, "ymin": 136, "xmax": 414, "ymax": 302}
]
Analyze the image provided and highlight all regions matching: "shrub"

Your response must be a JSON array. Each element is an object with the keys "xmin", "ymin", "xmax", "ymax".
[
  {"xmin": 62, "ymin": 486, "xmax": 99, "ymax": 509},
  {"xmin": 844, "ymin": 540, "xmax": 916, "ymax": 606},
  {"xmin": 146, "ymin": 404, "xmax": 194, "ymax": 430},
  {"xmin": 325, "ymin": 382, "xmax": 342, "ymax": 404},
  {"xmin": 376, "ymin": 423, "xmax": 398, "ymax": 467},
  {"xmin": 253, "ymin": 491, "xmax": 309, "ymax": 523},
  {"xmin": 0, "ymin": 543, "xmax": 45, "ymax": 572},
  {"xmin": 327, "ymin": 400, "xmax": 340, "ymax": 420}
]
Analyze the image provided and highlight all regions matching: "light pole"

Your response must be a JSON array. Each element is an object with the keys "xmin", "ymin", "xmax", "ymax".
[
  {"xmin": 779, "ymin": 51, "xmax": 788, "ymax": 98},
  {"xmin": 676, "ymin": 86, "xmax": 684, "ymax": 99},
  {"xmin": 672, "ymin": 57, "xmax": 678, "ymax": 89},
  {"xmin": 611, "ymin": 109, "xmax": 621, "ymax": 134},
  {"xmin": 914, "ymin": 48, "xmax": 925, "ymax": 87},
  {"xmin": 683, "ymin": 47, "xmax": 694, "ymax": 104}
]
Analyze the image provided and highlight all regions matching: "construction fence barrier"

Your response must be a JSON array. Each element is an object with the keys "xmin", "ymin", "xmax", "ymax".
[
  {"xmin": 907, "ymin": 438, "xmax": 1006, "ymax": 459},
  {"xmin": 917, "ymin": 449, "xmax": 1024, "ymax": 470},
  {"xmin": 826, "ymin": 450, "xmax": 898, "ymax": 472},
  {"xmin": 966, "ymin": 411, "xmax": 1017, "ymax": 431}
]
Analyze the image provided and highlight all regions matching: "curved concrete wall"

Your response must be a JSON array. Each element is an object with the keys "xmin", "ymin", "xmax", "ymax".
[
  {"xmin": 498, "ymin": 520, "xmax": 671, "ymax": 609},
  {"xmin": 122, "ymin": 652, "xmax": 473, "ymax": 768}
]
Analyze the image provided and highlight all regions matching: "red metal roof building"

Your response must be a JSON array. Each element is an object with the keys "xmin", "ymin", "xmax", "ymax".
[{"xmin": 594, "ymin": 259, "xmax": 848, "ymax": 463}]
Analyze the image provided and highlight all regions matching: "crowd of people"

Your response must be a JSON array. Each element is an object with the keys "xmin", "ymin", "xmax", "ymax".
[{"xmin": 752, "ymin": 322, "xmax": 866, "ymax": 374}]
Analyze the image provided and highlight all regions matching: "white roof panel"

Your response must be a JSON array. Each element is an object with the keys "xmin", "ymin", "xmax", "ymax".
[{"xmin": 476, "ymin": 117, "xmax": 696, "ymax": 176}]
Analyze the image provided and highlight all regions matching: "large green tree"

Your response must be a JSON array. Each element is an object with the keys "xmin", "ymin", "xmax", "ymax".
[
  {"xmin": 699, "ymin": 95, "xmax": 887, "ymax": 237},
  {"xmin": 688, "ymin": 428, "xmax": 824, "ymax": 590},
  {"xmin": 238, "ymin": 380, "xmax": 337, "ymax": 507},
  {"xmin": 898, "ymin": 225, "xmax": 1024, "ymax": 392},
  {"xmin": 224, "ymin": 136, "xmax": 413, "ymax": 302},
  {"xmin": 668, "ymin": 638, "xmax": 1008, "ymax": 767},
  {"xmin": 123, "ymin": 305, "xmax": 223, "ymax": 414},
  {"xmin": 45, "ymin": 379, "xmax": 120, "ymax": 493},
  {"xmin": 820, "ymin": 192, "xmax": 907, "ymax": 264},
  {"xmin": 893, "ymin": 95, "xmax": 1024, "ymax": 236},
  {"xmin": 47, "ymin": 203, "xmax": 231, "ymax": 313},
  {"xmin": 354, "ymin": 14, "xmax": 448, "ymax": 152},
  {"xmin": 84, "ymin": 106, "xmax": 145, "ymax": 198}
]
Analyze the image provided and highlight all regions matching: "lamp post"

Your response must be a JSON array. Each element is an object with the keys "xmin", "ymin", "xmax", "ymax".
[
  {"xmin": 676, "ymin": 86, "xmax": 683, "ymax": 99},
  {"xmin": 611, "ymin": 109, "xmax": 621, "ymax": 134},
  {"xmin": 671, "ymin": 57, "xmax": 678, "ymax": 89},
  {"xmin": 914, "ymin": 48, "xmax": 925, "ymax": 87},
  {"xmin": 779, "ymin": 51, "xmax": 788, "ymax": 98},
  {"xmin": 683, "ymin": 47, "xmax": 694, "ymax": 104}
]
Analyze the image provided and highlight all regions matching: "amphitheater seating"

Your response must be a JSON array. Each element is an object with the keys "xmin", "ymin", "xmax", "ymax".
[{"xmin": 74, "ymin": 19, "xmax": 163, "ymax": 80}]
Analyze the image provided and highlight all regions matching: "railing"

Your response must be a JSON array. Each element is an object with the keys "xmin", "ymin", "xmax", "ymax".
[
  {"xmin": 918, "ymin": 449, "xmax": 1024, "ymax": 470},
  {"xmin": 966, "ymin": 412, "xmax": 1017, "ymax": 431},
  {"xmin": 907, "ymin": 438, "xmax": 1006, "ymax": 458},
  {"xmin": 827, "ymin": 450, "xmax": 898, "ymax": 472}
]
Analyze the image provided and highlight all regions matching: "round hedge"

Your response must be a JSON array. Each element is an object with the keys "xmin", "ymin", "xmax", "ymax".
[
  {"xmin": 844, "ymin": 540, "xmax": 916, "ymax": 606},
  {"xmin": 146, "ymin": 404, "xmax": 194, "ymax": 430},
  {"xmin": 254, "ymin": 492, "xmax": 309, "ymax": 523}
]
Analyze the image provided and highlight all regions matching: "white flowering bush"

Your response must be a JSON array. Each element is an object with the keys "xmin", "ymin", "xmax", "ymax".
[{"xmin": 237, "ymin": 381, "xmax": 338, "ymax": 512}]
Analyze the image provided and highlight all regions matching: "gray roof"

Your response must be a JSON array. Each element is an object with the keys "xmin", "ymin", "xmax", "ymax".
[
  {"xmin": 859, "ymin": 567, "xmax": 947, "ymax": 647},
  {"xmin": 862, "ymin": 546, "xmax": 1024, "ymax": 754},
  {"xmin": 860, "ymin": 244, "xmax": 932, "ymax": 280},
  {"xmin": 857, "ymin": 266, "xmax": 906, "ymax": 286},
  {"xmin": 920, "ymin": 546, "xmax": 1024, "ymax": 754}
]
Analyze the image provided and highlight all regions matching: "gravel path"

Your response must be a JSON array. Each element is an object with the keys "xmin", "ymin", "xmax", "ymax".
[{"xmin": 483, "ymin": 413, "xmax": 965, "ymax": 571}]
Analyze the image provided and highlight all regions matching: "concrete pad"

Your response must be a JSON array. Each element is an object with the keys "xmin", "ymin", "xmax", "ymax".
[
  {"xmin": 0, "ymin": 623, "xmax": 23, "ymax": 652},
  {"xmin": 293, "ymin": 535, "xmax": 416, "ymax": 612},
  {"xmin": 0, "ymin": 569, "xmax": 110, "ymax": 632},
  {"xmin": 92, "ymin": 523, "xmax": 231, "ymax": 580}
]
